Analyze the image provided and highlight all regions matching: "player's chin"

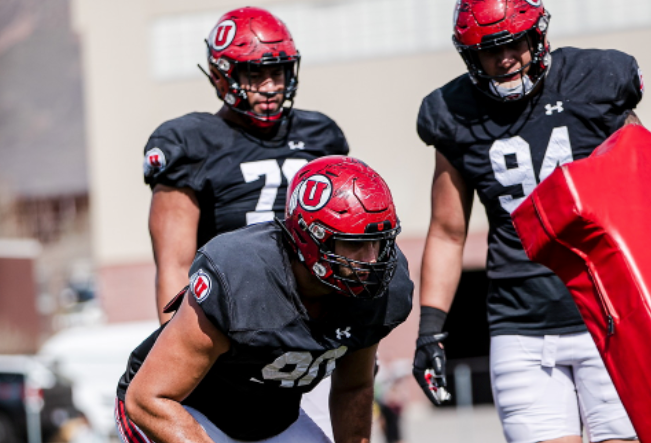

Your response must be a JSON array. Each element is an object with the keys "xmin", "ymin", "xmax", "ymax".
[{"xmin": 494, "ymin": 76, "xmax": 521, "ymax": 87}]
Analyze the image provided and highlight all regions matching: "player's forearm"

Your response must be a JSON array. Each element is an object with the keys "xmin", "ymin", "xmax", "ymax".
[
  {"xmin": 422, "ymin": 151, "xmax": 472, "ymax": 312},
  {"xmin": 127, "ymin": 294, "xmax": 228, "ymax": 443},
  {"xmin": 125, "ymin": 395, "xmax": 213, "ymax": 443},
  {"xmin": 329, "ymin": 383, "xmax": 374, "ymax": 443},
  {"xmin": 419, "ymin": 229, "xmax": 465, "ymax": 312},
  {"xmin": 155, "ymin": 266, "xmax": 190, "ymax": 323}
]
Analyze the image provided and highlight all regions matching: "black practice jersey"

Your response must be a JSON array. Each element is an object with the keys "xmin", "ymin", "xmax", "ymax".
[
  {"xmin": 418, "ymin": 48, "xmax": 643, "ymax": 334},
  {"xmin": 117, "ymin": 222, "xmax": 413, "ymax": 440},
  {"xmin": 143, "ymin": 110, "xmax": 349, "ymax": 248}
]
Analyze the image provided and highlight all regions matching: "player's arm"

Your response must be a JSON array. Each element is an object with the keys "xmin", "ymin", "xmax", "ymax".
[
  {"xmin": 624, "ymin": 110, "xmax": 643, "ymax": 126},
  {"xmin": 421, "ymin": 150, "xmax": 473, "ymax": 311},
  {"xmin": 413, "ymin": 150, "xmax": 474, "ymax": 405},
  {"xmin": 329, "ymin": 343, "xmax": 378, "ymax": 443},
  {"xmin": 149, "ymin": 184, "xmax": 200, "ymax": 324},
  {"xmin": 125, "ymin": 291, "xmax": 229, "ymax": 443}
]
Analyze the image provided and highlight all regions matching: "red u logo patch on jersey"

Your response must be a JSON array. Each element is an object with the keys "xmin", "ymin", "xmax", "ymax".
[
  {"xmin": 190, "ymin": 270, "xmax": 212, "ymax": 303},
  {"xmin": 298, "ymin": 175, "xmax": 332, "ymax": 211},
  {"xmin": 143, "ymin": 147, "xmax": 166, "ymax": 177},
  {"xmin": 210, "ymin": 20, "xmax": 236, "ymax": 51}
]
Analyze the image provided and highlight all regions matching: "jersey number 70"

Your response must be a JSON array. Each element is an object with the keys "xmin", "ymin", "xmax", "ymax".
[{"xmin": 240, "ymin": 159, "xmax": 308, "ymax": 225}]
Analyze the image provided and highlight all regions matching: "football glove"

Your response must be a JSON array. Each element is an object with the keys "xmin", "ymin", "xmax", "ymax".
[{"xmin": 413, "ymin": 332, "xmax": 452, "ymax": 406}]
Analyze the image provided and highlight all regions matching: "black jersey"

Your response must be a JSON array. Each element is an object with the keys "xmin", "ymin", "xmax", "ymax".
[
  {"xmin": 117, "ymin": 222, "xmax": 413, "ymax": 440},
  {"xmin": 143, "ymin": 110, "xmax": 349, "ymax": 248},
  {"xmin": 417, "ymin": 48, "xmax": 643, "ymax": 335}
]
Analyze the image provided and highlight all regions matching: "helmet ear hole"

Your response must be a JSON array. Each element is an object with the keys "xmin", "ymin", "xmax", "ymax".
[{"xmin": 208, "ymin": 66, "xmax": 228, "ymax": 98}]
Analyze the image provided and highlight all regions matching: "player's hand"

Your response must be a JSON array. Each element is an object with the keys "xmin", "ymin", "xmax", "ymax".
[{"xmin": 413, "ymin": 332, "xmax": 452, "ymax": 406}]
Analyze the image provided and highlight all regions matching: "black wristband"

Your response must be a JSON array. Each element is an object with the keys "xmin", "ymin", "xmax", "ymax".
[{"xmin": 418, "ymin": 306, "xmax": 448, "ymax": 336}]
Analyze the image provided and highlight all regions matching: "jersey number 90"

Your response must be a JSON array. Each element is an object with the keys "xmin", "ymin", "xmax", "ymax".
[{"xmin": 261, "ymin": 346, "xmax": 348, "ymax": 388}]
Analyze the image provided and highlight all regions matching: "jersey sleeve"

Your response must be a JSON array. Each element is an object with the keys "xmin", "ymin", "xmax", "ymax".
[
  {"xmin": 417, "ymin": 90, "xmax": 462, "ymax": 171},
  {"xmin": 314, "ymin": 113, "xmax": 349, "ymax": 156},
  {"xmin": 591, "ymin": 50, "xmax": 644, "ymax": 133},
  {"xmin": 142, "ymin": 120, "xmax": 204, "ymax": 191},
  {"xmin": 295, "ymin": 110, "xmax": 350, "ymax": 156},
  {"xmin": 327, "ymin": 119, "xmax": 350, "ymax": 156},
  {"xmin": 187, "ymin": 251, "xmax": 232, "ymax": 336},
  {"xmin": 384, "ymin": 249, "xmax": 414, "ymax": 328}
]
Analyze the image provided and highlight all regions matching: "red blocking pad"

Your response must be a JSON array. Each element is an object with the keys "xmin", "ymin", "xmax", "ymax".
[{"xmin": 512, "ymin": 124, "xmax": 651, "ymax": 442}]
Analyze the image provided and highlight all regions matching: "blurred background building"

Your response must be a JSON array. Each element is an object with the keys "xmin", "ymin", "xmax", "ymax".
[
  {"xmin": 1, "ymin": 0, "xmax": 650, "ymax": 441},
  {"xmin": 0, "ymin": 0, "xmax": 94, "ymax": 355}
]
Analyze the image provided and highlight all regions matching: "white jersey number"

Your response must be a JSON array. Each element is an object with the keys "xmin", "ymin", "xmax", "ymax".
[
  {"xmin": 261, "ymin": 346, "xmax": 348, "ymax": 388},
  {"xmin": 240, "ymin": 159, "xmax": 308, "ymax": 225},
  {"xmin": 489, "ymin": 126, "xmax": 572, "ymax": 214}
]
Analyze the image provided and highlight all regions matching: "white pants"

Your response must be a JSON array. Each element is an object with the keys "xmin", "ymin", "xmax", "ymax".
[
  {"xmin": 187, "ymin": 406, "xmax": 332, "ymax": 443},
  {"xmin": 115, "ymin": 397, "xmax": 331, "ymax": 443},
  {"xmin": 301, "ymin": 377, "xmax": 334, "ymax": 441},
  {"xmin": 490, "ymin": 332, "xmax": 636, "ymax": 443}
]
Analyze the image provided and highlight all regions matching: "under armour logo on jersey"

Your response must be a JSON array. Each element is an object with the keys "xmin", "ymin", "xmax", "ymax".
[
  {"xmin": 545, "ymin": 101, "xmax": 564, "ymax": 115},
  {"xmin": 336, "ymin": 327, "xmax": 351, "ymax": 340},
  {"xmin": 143, "ymin": 148, "xmax": 166, "ymax": 177},
  {"xmin": 298, "ymin": 175, "xmax": 332, "ymax": 211},
  {"xmin": 288, "ymin": 141, "xmax": 305, "ymax": 150},
  {"xmin": 189, "ymin": 270, "xmax": 212, "ymax": 303}
]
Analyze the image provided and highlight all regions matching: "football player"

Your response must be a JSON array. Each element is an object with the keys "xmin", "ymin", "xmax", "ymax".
[
  {"xmin": 143, "ymin": 7, "xmax": 349, "ymax": 437},
  {"xmin": 413, "ymin": 1, "xmax": 643, "ymax": 443},
  {"xmin": 115, "ymin": 156, "xmax": 413, "ymax": 443},
  {"xmin": 145, "ymin": 6, "xmax": 348, "ymax": 323}
]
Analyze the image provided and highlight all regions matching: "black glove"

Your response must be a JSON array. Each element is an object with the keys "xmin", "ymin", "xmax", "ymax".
[
  {"xmin": 413, "ymin": 306, "xmax": 451, "ymax": 405},
  {"xmin": 413, "ymin": 333, "xmax": 451, "ymax": 405}
]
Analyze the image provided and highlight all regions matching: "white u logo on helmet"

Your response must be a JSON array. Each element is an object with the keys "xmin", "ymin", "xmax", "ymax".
[
  {"xmin": 210, "ymin": 20, "xmax": 237, "ymax": 51},
  {"xmin": 298, "ymin": 175, "xmax": 332, "ymax": 211}
]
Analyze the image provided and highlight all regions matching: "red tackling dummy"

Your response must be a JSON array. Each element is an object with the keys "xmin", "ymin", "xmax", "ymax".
[{"xmin": 512, "ymin": 124, "xmax": 651, "ymax": 442}]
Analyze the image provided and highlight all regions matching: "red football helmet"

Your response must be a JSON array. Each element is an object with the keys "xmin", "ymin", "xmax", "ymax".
[
  {"xmin": 283, "ymin": 156, "xmax": 401, "ymax": 299},
  {"xmin": 205, "ymin": 7, "xmax": 300, "ymax": 128},
  {"xmin": 453, "ymin": 0, "xmax": 551, "ymax": 101}
]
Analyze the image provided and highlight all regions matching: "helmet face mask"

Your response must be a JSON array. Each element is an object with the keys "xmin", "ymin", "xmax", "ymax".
[
  {"xmin": 205, "ymin": 7, "xmax": 301, "ymax": 128},
  {"xmin": 283, "ymin": 156, "xmax": 401, "ymax": 300},
  {"xmin": 308, "ymin": 226, "xmax": 400, "ymax": 300},
  {"xmin": 453, "ymin": 0, "xmax": 551, "ymax": 102}
]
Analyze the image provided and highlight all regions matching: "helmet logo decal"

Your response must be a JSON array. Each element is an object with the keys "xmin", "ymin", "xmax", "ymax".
[
  {"xmin": 524, "ymin": 0, "xmax": 542, "ymax": 6},
  {"xmin": 190, "ymin": 270, "xmax": 212, "ymax": 303},
  {"xmin": 210, "ymin": 20, "xmax": 236, "ymax": 51},
  {"xmin": 143, "ymin": 147, "xmax": 166, "ymax": 177},
  {"xmin": 298, "ymin": 175, "xmax": 332, "ymax": 211}
]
